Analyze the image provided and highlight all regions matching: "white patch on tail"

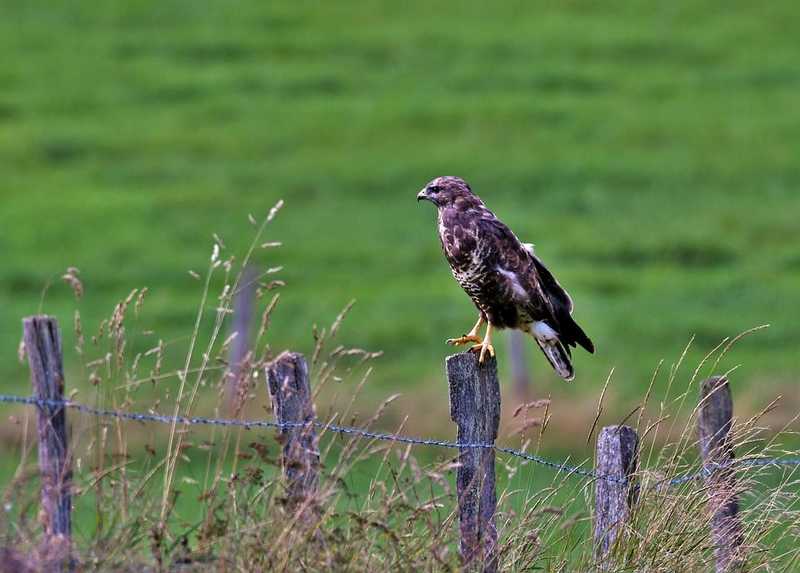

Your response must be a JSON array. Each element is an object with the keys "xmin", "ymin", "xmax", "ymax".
[
  {"xmin": 530, "ymin": 322, "xmax": 574, "ymax": 381},
  {"xmin": 531, "ymin": 321, "xmax": 558, "ymax": 342}
]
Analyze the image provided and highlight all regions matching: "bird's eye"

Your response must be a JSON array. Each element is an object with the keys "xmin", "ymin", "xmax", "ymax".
[{"xmin": 428, "ymin": 185, "xmax": 441, "ymax": 194}]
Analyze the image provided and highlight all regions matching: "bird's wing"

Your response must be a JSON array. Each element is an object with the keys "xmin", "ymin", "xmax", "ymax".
[
  {"xmin": 478, "ymin": 211, "xmax": 594, "ymax": 353},
  {"xmin": 528, "ymin": 250, "xmax": 594, "ymax": 353},
  {"xmin": 479, "ymin": 212, "xmax": 554, "ymax": 317},
  {"xmin": 528, "ymin": 253, "xmax": 574, "ymax": 314}
]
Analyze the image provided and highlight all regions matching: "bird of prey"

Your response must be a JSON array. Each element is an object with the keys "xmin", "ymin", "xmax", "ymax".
[{"xmin": 417, "ymin": 176, "xmax": 594, "ymax": 381}]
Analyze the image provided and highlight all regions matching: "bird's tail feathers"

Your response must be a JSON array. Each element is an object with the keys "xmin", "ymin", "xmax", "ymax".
[
  {"xmin": 534, "ymin": 337, "xmax": 575, "ymax": 382},
  {"xmin": 566, "ymin": 318, "xmax": 595, "ymax": 354}
]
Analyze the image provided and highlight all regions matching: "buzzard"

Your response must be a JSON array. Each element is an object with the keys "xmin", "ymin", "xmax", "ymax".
[{"xmin": 417, "ymin": 176, "xmax": 594, "ymax": 381}]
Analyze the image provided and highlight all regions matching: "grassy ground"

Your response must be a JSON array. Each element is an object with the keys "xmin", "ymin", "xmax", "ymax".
[{"xmin": 1, "ymin": 1, "xmax": 800, "ymax": 567}]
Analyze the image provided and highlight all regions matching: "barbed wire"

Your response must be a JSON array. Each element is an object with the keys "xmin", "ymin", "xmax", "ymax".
[{"xmin": 2, "ymin": 394, "xmax": 799, "ymax": 487}]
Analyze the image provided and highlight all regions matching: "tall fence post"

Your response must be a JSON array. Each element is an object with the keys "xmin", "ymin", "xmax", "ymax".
[
  {"xmin": 226, "ymin": 265, "xmax": 256, "ymax": 413},
  {"xmin": 23, "ymin": 316, "xmax": 72, "ymax": 572},
  {"xmin": 594, "ymin": 425, "xmax": 639, "ymax": 568},
  {"xmin": 698, "ymin": 376, "xmax": 745, "ymax": 573},
  {"xmin": 508, "ymin": 331, "xmax": 532, "ymax": 401},
  {"xmin": 266, "ymin": 351, "xmax": 319, "ymax": 520},
  {"xmin": 447, "ymin": 352, "xmax": 500, "ymax": 573}
]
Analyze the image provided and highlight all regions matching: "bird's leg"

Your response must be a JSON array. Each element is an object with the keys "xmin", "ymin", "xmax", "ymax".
[
  {"xmin": 470, "ymin": 322, "xmax": 496, "ymax": 364},
  {"xmin": 446, "ymin": 316, "xmax": 485, "ymax": 347}
]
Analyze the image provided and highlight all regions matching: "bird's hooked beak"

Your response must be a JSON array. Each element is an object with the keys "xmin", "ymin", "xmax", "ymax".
[{"xmin": 417, "ymin": 188, "xmax": 432, "ymax": 203}]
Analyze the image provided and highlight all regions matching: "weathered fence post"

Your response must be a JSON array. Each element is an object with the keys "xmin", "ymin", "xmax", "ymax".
[
  {"xmin": 594, "ymin": 425, "xmax": 639, "ymax": 568},
  {"xmin": 266, "ymin": 352, "xmax": 320, "ymax": 519},
  {"xmin": 23, "ymin": 316, "xmax": 72, "ymax": 572},
  {"xmin": 698, "ymin": 376, "xmax": 745, "ymax": 573},
  {"xmin": 508, "ymin": 331, "xmax": 532, "ymax": 401},
  {"xmin": 447, "ymin": 352, "xmax": 501, "ymax": 573},
  {"xmin": 226, "ymin": 266, "xmax": 256, "ymax": 413}
]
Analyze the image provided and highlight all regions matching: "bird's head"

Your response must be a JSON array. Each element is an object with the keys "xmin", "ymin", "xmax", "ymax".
[{"xmin": 417, "ymin": 176, "xmax": 475, "ymax": 208}]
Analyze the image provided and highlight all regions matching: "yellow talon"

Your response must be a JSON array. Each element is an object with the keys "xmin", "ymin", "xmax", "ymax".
[
  {"xmin": 470, "ymin": 342, "xmax": 496, "ymax": 363},
  {"xmin": 447, "ymin": 316, "xmax": 485, "ymax": 347},
  {"xmin": 447, "ymin": 334, "xmax": 483, "ymax": 346},
  {"xmin": 448, "ymin": 316, "xmax": 495, "ymax": 363},
  {"xmin": 472, "ymin": 322, "xmax": 495, "ymax": 363}
]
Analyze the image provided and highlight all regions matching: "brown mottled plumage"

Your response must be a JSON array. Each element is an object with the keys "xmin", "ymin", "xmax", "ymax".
[{"xmin": 417, "ymin": 176, "xmax": 594, "ymax": 381}]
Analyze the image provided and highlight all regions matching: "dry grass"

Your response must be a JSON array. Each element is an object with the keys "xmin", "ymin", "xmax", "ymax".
[{"xmin": 2, "ymin": 206, "xmax": 799, "ymax": 572}]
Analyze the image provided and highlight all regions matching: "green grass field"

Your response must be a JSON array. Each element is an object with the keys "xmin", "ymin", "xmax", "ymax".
[{"xmin": 3, "ymin": 1, "xmax": 799, "ymax": 435}]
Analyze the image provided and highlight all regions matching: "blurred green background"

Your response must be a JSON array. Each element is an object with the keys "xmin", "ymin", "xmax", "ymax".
[{"xmin": 1, "ymin": 0, "xmax": 799, "ymax": 452}]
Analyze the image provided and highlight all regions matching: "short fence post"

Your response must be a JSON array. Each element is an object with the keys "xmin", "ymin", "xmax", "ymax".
[
  {"xmin": 266, "ymin": 352, "xmax": 319, "ymax": 519},
  {"xmin": 594, "ymin": 425, "xmax": 639, "ymax": 568},
  {"xmin": 698, "ymin": 376, "xmax": 745, "ymax": 573},
  {"xmin": 447, "ymin": 352, "xmax": 501, "ymax": 573},
  {"xmin": 23, "ymin": 316, "xmax": 72, "ymax": 572}
]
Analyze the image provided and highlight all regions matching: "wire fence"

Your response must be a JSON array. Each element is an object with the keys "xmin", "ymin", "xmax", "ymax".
[{"xmin": 2, "ymin": 394, "xmax": 800, "ymax": 487}]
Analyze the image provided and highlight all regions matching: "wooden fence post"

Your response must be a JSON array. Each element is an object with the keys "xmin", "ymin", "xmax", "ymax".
[
  {"xmin": 508, "ymin": 330, "xmax": 532, "ymax": 401},
  {"xmin": 594, "ymin": 425, "xmax": 639, "ymax": 568},
  {"xmin": 23, "ymin": 316, "xmax": 72, "ymax": 572},
  {"xmin": 447, "ymin": 352, "xmax": 501, "ymax": 573},
  {"xmin": 266, "ymin": 352, "xmax": 319, "ymax": 518},
  {"xmin": 226, "ymin": 265, "xmax": 256, "ymax": 413},
  {"xmin": 698, "ymin": 376, "xmax": 745, "ymax": 573}
]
